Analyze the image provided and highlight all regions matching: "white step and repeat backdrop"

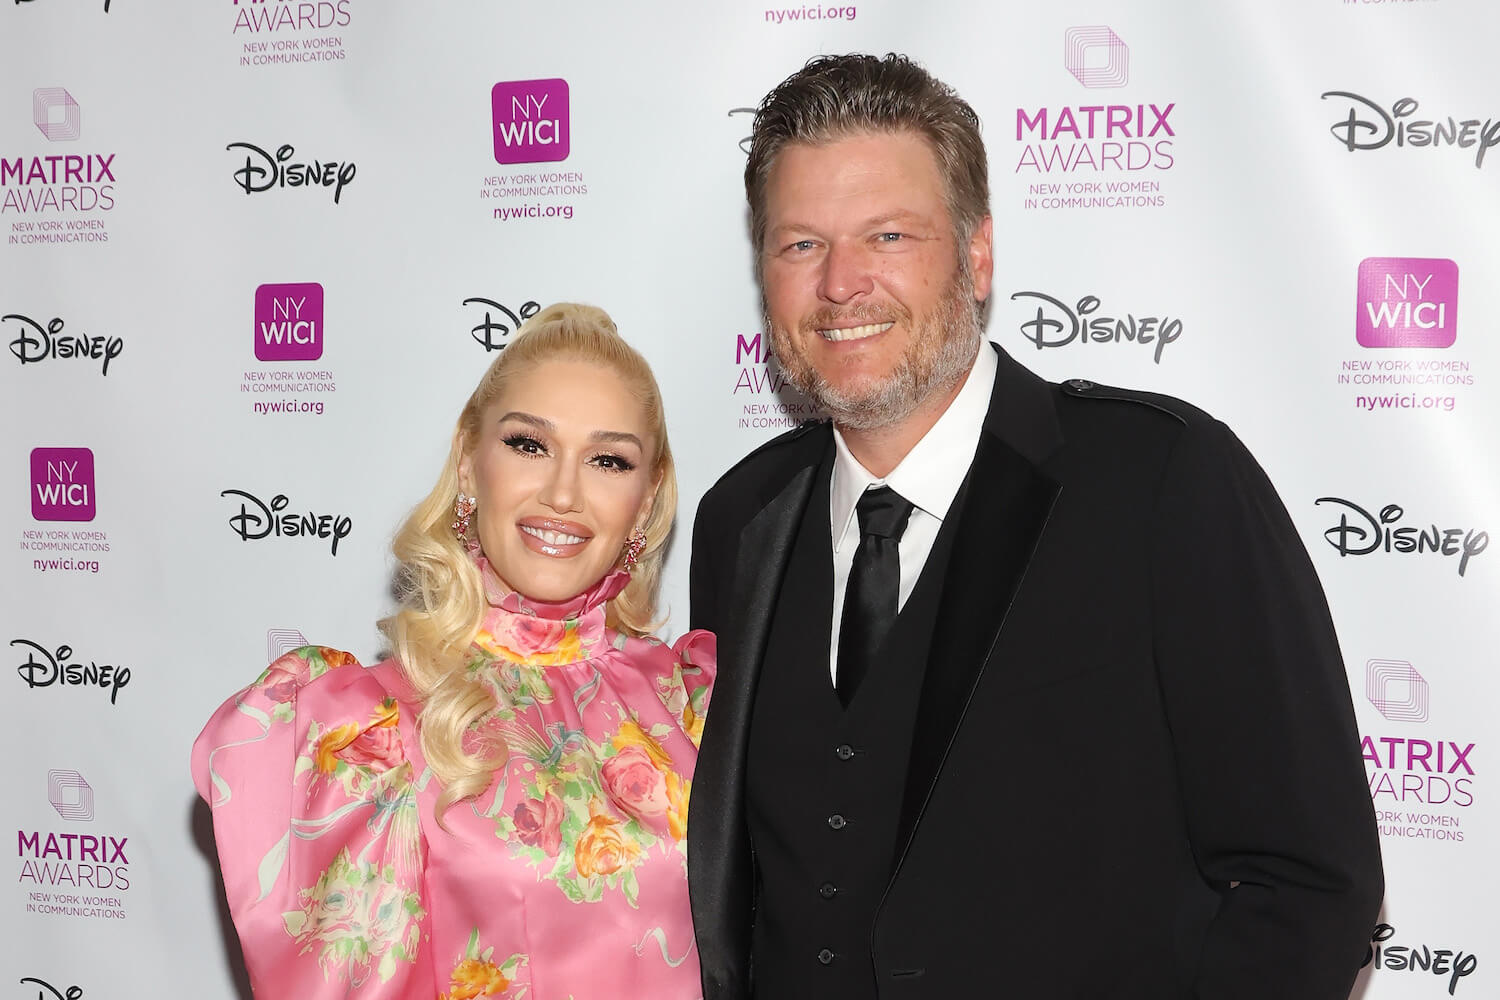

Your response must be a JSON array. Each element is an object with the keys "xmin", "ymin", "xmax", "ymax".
[{"xmin": 3, "ymin": 1, "xmax": 1496, "ymax": 997}]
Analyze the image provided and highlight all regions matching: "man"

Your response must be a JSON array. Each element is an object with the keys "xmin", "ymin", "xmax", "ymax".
[{"xmin": 687, "ymin": 54, "xmax": 1382, "ymax": 999}]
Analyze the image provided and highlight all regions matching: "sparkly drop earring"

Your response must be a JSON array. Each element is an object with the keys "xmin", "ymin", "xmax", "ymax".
[
  {"xmin": 452, "ymin": 492, "xmax": 477, "ymax": 541},
  {"xmin": 622, "ymin": 526, "xmax": 647, "ymax": 571}
]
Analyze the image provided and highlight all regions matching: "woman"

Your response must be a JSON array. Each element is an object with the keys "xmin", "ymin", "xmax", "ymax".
[{"xmin": 193, "ymin": 303, "xmax": 713, "ymax": 999}]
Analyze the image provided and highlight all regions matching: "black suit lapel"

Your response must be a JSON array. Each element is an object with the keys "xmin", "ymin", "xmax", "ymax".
[
  {"xmin": 690, "ymin": 433, "xmax": 828, "ymax": 996},
  {"xmin": 888, "ymin": 348, "xmax": 1063, "ymax": 877}
]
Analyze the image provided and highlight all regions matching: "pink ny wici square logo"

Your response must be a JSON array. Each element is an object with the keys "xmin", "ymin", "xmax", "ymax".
[
  {"xmin": 31, "ymin": 447, "xmax": 95, "ymax": 522},
  {"xmin": 33, "ymin": 88, "xmax": 81, "ymax": 141},
  {"xmin": 1064, "ymin": 27, "xmax": 1129, "ymax": 89},
  {"xmin": 492, "ymin": 78, "xmax": 570, "ymax": 164},
  {"xmin": 254, "ymin": 282, "xmax": 324, "ymax": 361},
  {"xmin": 1356, "ymin": 257, "xmax": 1458, "ymax": 348}
]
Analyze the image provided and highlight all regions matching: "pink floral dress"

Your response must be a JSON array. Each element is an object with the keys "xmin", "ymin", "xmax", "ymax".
[{"xmin": 192, "ymin": 567, "xmax": 713, "ymax": 1000}]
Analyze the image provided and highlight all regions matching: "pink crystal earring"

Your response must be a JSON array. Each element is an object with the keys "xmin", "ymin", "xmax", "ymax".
[
  {"xmin": 622, "ymin": 526, "xmax": 647, "ymax": 571},
  {"xmin": 452, "ymin": 492, "xmax": 477, "ymax": 540}
]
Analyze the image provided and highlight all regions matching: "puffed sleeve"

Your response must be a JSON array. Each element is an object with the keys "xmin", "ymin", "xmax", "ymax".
[
  {"xmin": 669, "ymin": 629, "xmax": 716, "ymax": 750},
  {"xmin": 191, "ymin": 646, "xmax": 434, "ymax": 998}
]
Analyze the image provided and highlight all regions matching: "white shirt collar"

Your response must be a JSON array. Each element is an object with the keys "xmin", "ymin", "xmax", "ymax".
[{"xmin": 830, "ymin": 343, "xmax": 998, "ymax": 552}]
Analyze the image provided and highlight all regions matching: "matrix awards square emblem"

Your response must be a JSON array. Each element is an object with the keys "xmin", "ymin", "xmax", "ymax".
[
  {"xmin": 492, "ymin": 78, "xmax": 570, "ymax": 164},
  {"xmin": 1356, "ymin": 257, "xmax": 1458, "ymax": 348},
  {"xmin": 30, "ymin": 447, "xmax": 95, "ymax": 522},
  {"xmin": 48, "ymin": 770, "xmax": 94, "ymax": 821},
  {"xmin": 1366, "ymin": 658, "xmax": 1430, "ymax": 723},
  {"xmin": 33, "ymin": 87, "xmax": 81, "ymax": 142},
  {"xmin": 254, "ymin": 282, "xmax": 324, "ymax": 361},
  {"xmin": 1063, "ymin": 26, "xmax": 1129, "ymax": 88}
]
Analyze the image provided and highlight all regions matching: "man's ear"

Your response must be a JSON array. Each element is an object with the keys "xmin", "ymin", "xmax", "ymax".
[{"xmin": 968, "ymin": 215, "xmax": 994, "ymax": 303}]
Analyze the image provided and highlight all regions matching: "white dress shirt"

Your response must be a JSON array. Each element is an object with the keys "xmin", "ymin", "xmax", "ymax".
[{"xmin": 827, "ymin": 344, "xmax": 998, "ymax": 685}]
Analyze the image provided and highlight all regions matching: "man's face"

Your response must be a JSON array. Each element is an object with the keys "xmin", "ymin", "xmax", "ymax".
[{"xmin": 760, "ymin": 130, "xmax": 993, "ymax": 430}]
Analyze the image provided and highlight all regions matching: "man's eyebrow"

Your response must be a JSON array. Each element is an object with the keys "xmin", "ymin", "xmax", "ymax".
[{"xmin": 768, "ymin": 209, "xmax": 931, "ymax": 236}]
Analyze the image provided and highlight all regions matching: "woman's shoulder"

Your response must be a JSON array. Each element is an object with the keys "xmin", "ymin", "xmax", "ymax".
[
  {"xmin": 243, "ymin": 644, "xmax": 417, "ymax": 713},
  {"xmin": 601, "ymin": 628, "xmax": 715, "ymax": 750},
  {"xmin": 605, "ymin": 627, "xmax": 716, "ymax": 679},
  {"xmin": 192, "ymin": 645, "xmax": 415, "ymax": 802}
]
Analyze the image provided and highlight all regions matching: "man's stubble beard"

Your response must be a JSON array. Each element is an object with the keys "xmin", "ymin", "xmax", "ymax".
[{"xmin": 766, "ymin": 264, "xmax": 982, "ymax": 432}]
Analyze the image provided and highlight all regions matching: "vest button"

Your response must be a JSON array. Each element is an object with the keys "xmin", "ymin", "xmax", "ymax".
[
  {"xmin": 817, "ymin": 948, "xmax": 835, "ymax": 965},
  {"xmin": 819, "ymin": 882, "xmax": 838, "ymax": 899},
  {"xmin": 834, "ymin": 743, "xmax": 855, "ymax": 761},
  {"xmin": 827, "ymin": 813, "xmax": 847, "ymax": 830}
]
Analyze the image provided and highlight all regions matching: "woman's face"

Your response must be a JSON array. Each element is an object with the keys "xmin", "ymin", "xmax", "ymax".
[{"xmin": 459, "ymin": 358, "xmax": 658, "ymax": 603}]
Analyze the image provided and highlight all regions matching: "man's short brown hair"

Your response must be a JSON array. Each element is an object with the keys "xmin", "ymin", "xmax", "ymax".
[{"xmin": 745, "ymin": 53, "xmax": 990, "ymax": 259}]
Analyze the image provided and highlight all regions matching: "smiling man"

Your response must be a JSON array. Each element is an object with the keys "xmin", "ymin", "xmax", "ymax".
[{"xmin": 687, "ymin": 54, "xmax": 1382, "ymax": 999}]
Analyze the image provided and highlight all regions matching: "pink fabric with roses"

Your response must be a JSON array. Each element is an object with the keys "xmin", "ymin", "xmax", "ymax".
[{"xmin": 193, "ymin": 568, "xmax": 713, "ymax": 1000}]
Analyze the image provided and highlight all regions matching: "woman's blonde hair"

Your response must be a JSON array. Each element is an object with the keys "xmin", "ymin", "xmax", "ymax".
[{"xmin": 379, "ymin": 302, "xmax": 678, "ymax": 818}]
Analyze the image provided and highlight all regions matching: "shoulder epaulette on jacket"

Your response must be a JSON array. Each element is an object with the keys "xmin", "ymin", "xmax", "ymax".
[
  {"xmin": 1057, "ymin": 377, "xmax": 1208, "ymax": 427},
  {"xmin": 714, "ymin": 416, "xmax": 829, "ymax": 481}
]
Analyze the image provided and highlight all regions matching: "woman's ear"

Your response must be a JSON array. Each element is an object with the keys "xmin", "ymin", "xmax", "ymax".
[
  {"xmin": 636, "ymin": 469, "xmax": 664, "ymax": 530},
  {"xmin": 455, "ymin": 429, "xmax": 476, "ymax": 497}
]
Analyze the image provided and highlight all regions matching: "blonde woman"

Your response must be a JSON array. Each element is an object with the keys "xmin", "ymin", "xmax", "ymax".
[{"xmin": 194, "ymin": 304, "xmax": 713, "ymax": 999}]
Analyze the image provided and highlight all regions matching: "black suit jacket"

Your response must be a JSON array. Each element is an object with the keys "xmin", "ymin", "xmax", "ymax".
[{"xmin": 687, "ymin": 345, "xmax": 1382, "ymax": 999}]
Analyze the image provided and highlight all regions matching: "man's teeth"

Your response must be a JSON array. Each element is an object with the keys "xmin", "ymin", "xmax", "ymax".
[
  {"xmin": 819, "ymin": 321, "xmax": 894, "ymax": 342},
  {"xmin": 522, "ymin": 525, "xmax": 586, "ymax": 545}
]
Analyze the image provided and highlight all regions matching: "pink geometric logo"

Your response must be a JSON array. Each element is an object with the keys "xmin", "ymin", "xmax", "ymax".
[
  {"xmin": 1064, "ymin": 27, "xmax": 1129, "ymax": 89},
  {"xmin": 31, "ymin": 447, "xmax": 95, "ymax": 522},
  {"xmin": 33, "ymin": 88, "xmax": 81, "ymax": 142},
  {"xmin": 254, "ymin": 282, "xmax": 324, "ymax": 361},
  {"xmin": 1356, "ymin": 257, "xmax": 1458, "ymax": 348},
  {"xmin": 492, "ymin": 78, "xmax": 570, "ymax": 165},
  {"xmin": 48, "ymin": 769, "xmax": 94, "ymax": 822},
  {"xmin": 1366, "ymin": 658, "xmax": 1429, "ymax": 723}
]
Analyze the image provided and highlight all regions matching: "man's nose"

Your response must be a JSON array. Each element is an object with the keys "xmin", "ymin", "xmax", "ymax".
[{"xmin": 818, "ymin": 241, "xmax": 874, "ymax": 305}]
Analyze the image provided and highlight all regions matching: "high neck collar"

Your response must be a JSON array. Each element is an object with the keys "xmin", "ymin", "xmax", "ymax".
[{"xmin": 471, "ymin": 554, "xmax": 630, "ymax": 667}]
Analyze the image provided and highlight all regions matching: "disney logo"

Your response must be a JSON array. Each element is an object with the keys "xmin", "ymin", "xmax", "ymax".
[
  {"xmin": 226, "ymin": 142, "xmax": 357, "ymax": 204},
  {"xmin": 220, "ymin": 489, "xmax": 353, "ymax": 556},
  {"xmin": 1009, "ymin": 291, "xmax": 1182, "ymax": 364},
  {"xmin": 1315, "ymin": 498, "xmax": 1487, "ymax": 577},
  {"xmin": 1363, "ymin": 923, "xmax": 1478, "ymax": 995},
  {"xmin": 13, "ymin": 639, "xmax": 130, "ymax": 704},
  {"xmin": 18, "ymin": 980, "xmax": 82, "ymax": 1000},
  {"xmin": 5, "ymin": 314, "xmax": 123, "ymax": 376},
  {"xmin": 1321, "ymin": 92, "xmax": 1500, "ymax": 169},
  {"xmin": 463, "ymin": 296, "xmax": 540, "ymax": 352}
]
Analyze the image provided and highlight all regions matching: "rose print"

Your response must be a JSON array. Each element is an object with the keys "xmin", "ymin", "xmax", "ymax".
[
  {"xmin": 513, "ymin": 791, "xmax": 564, "ymax": 857},
  {"xmin": 600, "ymin": 745, "xmax": 671, "ymax": 834},
  {"xmin": 575, "ymin": 804, "xmax": 640, "ymax": 878},
  {"xmin": 335, "ymin": 699, "xmax": 404, "ymax": 772}
]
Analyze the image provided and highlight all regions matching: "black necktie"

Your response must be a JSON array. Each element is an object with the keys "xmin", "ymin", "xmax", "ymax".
[{"xmin": 836, "ymin": 485, "xmax": 916, "ymax": 707}]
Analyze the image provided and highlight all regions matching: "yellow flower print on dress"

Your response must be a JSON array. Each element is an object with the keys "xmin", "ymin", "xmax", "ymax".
[
  {"xmin": 611, "ymin": 719, "xmax": 673, "ymax": 768},
  {"xmin": 440, "ymin": 928, "xmax": 527, "ymax": 1000},
  {"xmin": 314, "ymin": 699, "xmax": 403, "ymax": 775},
  {"xmin": 575, "ymin": 801, "xmax": 641, "ymax": 878}
]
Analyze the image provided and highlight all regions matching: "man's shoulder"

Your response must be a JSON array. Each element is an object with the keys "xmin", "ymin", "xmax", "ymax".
[
  {"xmin": 699, "ymin": 418, "xmax": 830, "ymax": 512},
  {"xmin": 1050, "ymin": 377, "xmax": 1219, "ymax": 439}
]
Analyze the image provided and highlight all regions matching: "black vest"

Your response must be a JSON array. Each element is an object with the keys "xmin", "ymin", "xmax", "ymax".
[{"xmin": 746, "ymin": 458, "xmax": 957, "ymax": 999}]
